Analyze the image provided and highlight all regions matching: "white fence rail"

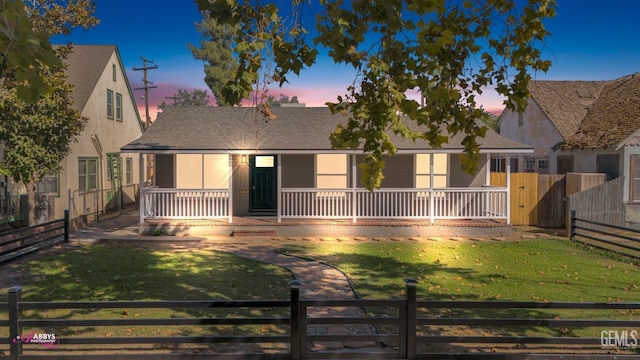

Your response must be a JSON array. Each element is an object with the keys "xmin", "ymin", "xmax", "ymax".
[
  {"xmin": 141, "ymin": 187, "xmax": 507, "ymax": 223},
  {"xmin": 281, "ymin": 188, "xmax": 508, "ymax": 222},
  {"xmin": 143, "ymin": 188, "xmax": 230, "ymax": 219}
]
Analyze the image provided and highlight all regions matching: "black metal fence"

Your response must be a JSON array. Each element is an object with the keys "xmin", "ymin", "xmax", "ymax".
[
  {"xmin": 2, "ymin": 280, "xmax": 640, "ymax": 359},
  {"xmin": 0, "ymin": 210, "xmax": 69, "ymax": 265},
  {"xmin": 569, "ymin": 209, "xmax": 640, "ymax": 258}
]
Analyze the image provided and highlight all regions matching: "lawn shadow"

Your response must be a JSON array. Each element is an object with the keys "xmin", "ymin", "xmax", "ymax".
[
  {"xmin": 279, "ymin": 243, "xmax": 615, "ymax": 355},
  {"xmin": 1, "ymin": 241, "xmax": 293, "ymax": 343}
]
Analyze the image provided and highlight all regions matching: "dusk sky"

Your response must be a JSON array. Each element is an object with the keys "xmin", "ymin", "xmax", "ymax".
[{"xmin": 52, "ymin": 1, "xmax": 640, "ymax": 121}]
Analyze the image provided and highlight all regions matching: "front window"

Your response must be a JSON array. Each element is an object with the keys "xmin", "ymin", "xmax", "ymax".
[
  {"xmin": 416, "ymin": 153, "xmax": 448, "ymax": 188},
  {"xmin": 37, "ymin": 171, "xmax": 59, "ymax": 194},
  {"xmin": 524, "ymin": 157, "xmax": 536, "ymax": 172},
  {"xmin": 79, "ymin": 157, "xmax": 98, "ymax": 191},
  {"xmin": 126, "ymin": 158, "xmax": 133, "ymax": 185},
  {"xmin": 596, "ymin": 154, "xmax": 620, "ymax": 180},
  {"xmin": 316, "ymin": 154, "xmax": 347, "ymax": 188},
  {"xmin": 115, "ymin": 93, "xmax": 123, "ymax": 121},
  {"xmin": 538, "ymin": 158, "xmax": 549, "ymax": 174},
  {"xmin": 557, "ymin": 155, "xmax": 574, "ymax": 174},
  {"xmin": 107, "ymin": 89, "xmax": 114, "ymax": 119},
  {"xmin": 631, "ymin": 156, "xmax": 640, "ymax": 202}
]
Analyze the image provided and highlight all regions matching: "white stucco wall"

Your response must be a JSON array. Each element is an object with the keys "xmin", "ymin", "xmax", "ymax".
[
  {"xmin": 551, "ymin": 148, "xmax": 623, "ymax": 176},
  {"xmin": 499, "ymin": 101, "xmax": 564, "ymax": 172},
  {"xmin": 59, "ymin": 50, "xmax": 144, "ymax": 220}
]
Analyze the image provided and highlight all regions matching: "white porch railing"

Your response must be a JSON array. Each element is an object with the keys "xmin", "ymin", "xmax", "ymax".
[
  {"xmin": 143, "ymin": 188, "xmax": 230, "ymax": 219},
  {"xmin": 140, "ymin": 187, "xmax": 507, "ymax": 223},
  {"xmin": 280, "ymin": 187, "xmax": 508, "ymax": 222}
]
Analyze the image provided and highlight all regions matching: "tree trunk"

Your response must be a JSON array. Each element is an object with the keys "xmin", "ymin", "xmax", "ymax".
[{"xmin": 26, "ymin": 181, "xmax": 36, "ymax": 226}]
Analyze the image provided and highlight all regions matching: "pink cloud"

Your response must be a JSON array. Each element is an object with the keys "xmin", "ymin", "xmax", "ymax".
[
  {"xmin": 132, "ymin": 82, "xmax": 214, "ymax": 122},
  {"xmin": 134, "ymin": 83, "xmax": 506, "ymax": 122}
]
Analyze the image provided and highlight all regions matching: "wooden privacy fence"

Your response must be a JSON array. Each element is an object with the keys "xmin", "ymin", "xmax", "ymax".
[
  {"xmin": 570, "ymin": 210, "xmax": 640, "ymax": 259},
  {"xmin": 567, "ymin": 177, "xmax": 625, "ymax": 229},
  {"xmin": 0, "ymin": 211, "xmax": 69, "ymax": 265},
  {"xmin": 490, "ymin": 173, "xmax": 567, "ymax": 227},
  {"xmin": 2, "ymin": 280, "xmax": 640, "ymax": 359}
]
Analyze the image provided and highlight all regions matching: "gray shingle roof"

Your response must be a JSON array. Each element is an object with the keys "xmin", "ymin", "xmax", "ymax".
[
  {"xmin": 528, "ymin": 80, "xmax": 607, "ymax": 140},
  {"xmin": 122, "ymin": 106, "xmax": 532, "ymax": 153},
  {"xmin": 62, "ymin": 45, "xmax": 117, "ymax": 112}
]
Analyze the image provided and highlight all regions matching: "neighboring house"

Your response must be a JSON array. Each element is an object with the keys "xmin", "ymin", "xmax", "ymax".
[
  {"xmin": 122, "ymin": 106, "xmax": 532, "ymax": 231},
  {"xmin": 499, "ymin": 73, "xmax": 640, "ymax": 222},
  {"xmin": 498, "ymin": 79, "xmax": 607, "ymax": 174},
  {"xmin": 3, "ymin": 45, "xmax": 145, "ymax": 222}
]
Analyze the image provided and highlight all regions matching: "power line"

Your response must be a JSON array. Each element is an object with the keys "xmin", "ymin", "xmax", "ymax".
[{"xmin": 133, "ymin": 57, "xmax": 158, "ymax": 129}]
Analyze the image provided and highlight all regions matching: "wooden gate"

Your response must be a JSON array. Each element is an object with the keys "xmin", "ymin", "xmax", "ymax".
[
  {"xmin": 537, "ymin": 174, "xmax": 566, "ymax": 228},
  {"xmin": 491, "ymin": 173, "xmax": 538, "ymax": 225}
]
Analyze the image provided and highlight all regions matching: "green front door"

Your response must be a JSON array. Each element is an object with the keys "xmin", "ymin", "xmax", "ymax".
[{"xmin": 249, "ymin": 155, "xmax": 277, "ymax": 211}]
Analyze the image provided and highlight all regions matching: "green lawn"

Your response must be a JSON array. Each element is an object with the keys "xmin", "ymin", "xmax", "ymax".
[
  {"xmin": 2, "ymin": 238, "xmax": 639, "ymax": 354},
  {"xmin": 0, "ymin": 242, "xmax": 293, "ymax": 346},
  {"xmin": 280, "ymin": 237, "xmax": 640, "ymax": 348},
  {"xmin": 6, "ymin": 242, "xmax": 292, "ymax": 301},
  {"xmin": 281, "ymin": 238, "xmax": 640, "ymax": 302}
]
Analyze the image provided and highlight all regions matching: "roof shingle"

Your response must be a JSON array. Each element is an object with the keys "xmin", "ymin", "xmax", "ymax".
[
  {"xmin": 527, "ymin": 80, "xmax": 607, "ymax": 140},
  {"xmin": 61, "ymin": 45, "xmax": 116, "ymax": 112},
  {"xmin": 121, "ymin": 106, "xmax": 532, "ymax": 153},
  {"xmin": 561, "ymin": 74, "xmax": 640, "ymax": 149}
]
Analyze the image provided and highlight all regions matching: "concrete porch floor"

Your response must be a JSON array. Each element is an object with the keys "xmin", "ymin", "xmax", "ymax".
[{"xmin": 141, "ymin": 216, "xmax": 512, "ymax": 238}]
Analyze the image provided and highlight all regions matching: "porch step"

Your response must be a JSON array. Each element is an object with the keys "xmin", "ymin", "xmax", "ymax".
[{"xmin": 233, "ymin": 228, "xmax": 278, "ymax": 237}]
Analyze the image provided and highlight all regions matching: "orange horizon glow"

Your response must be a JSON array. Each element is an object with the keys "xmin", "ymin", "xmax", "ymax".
[{"xmin": 136, "ymin": 84, "xmax": 505, "ymax": 122}]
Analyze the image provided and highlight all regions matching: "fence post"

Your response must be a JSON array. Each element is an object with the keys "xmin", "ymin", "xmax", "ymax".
[
  {"xmin": 404, "ymin": 278, "xmax": 418, "ymax": 360},
  {"xmin": 289, "ymin": 280, "xmax": 302, "ymax": 360},
  {"xmin": 9, "ymin": 286, "xmax": 23, "ymax": 359},
  {"xmin": 569, "ymin": 209, "xmax": 576, "ymax": 241},
  {"xmin": 64, "ymin": 209, "xmax": 70, "ymax": 242}
]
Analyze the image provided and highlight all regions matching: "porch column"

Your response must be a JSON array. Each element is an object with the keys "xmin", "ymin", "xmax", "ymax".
[
  {"xmin": 485, "ymin": 153, "xmax": 491, "ymax": 220},
  {"xmin": 351, "ymin": 154, "xmax": 357, "ymax": 223},
  {"xmin": 429, "ymin": 153, "xmax": 435, "ymax": 224},
  {"xmin": 228, "ymin": 154, "xmax": 233, "ymax": 223},
  {"xmin": 277, "ymin": 154, "xmax": 282, "ymax": 223},
  {"xmin": 485, "ymin": 153, "xmax": 491, "ymax": 186},
  {"xmin": 138, "ymin": 153, "xmax": 144, "ymax": 225},
  {"xmin": 506, "ymin": 154, "xmax": 511, "ymax": 225}
]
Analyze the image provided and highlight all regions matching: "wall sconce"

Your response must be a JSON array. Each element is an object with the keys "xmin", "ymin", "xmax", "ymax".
[{"xmin": 241, "ymin": 154, "xmax": 247, "ymax": 164}]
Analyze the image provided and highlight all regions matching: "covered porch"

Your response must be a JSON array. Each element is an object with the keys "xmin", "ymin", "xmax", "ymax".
[
  {"xmin": 136, "ymin": 151, "xmax": 515, "ymax": 229},
  {"xmin": 121, "ymin": 106, "xmax": 531, "ymax": 236}
]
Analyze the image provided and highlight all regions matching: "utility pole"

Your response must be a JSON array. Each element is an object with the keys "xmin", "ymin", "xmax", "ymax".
[
  {"xmin": 133, "ymin": 57, "xmax": 158, "ymax": 185},
  {"xmin": 133, "ymin": 57, "xmax": 158, "ymax": 129}
]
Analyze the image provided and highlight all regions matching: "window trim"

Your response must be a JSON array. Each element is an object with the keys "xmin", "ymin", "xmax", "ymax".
[
  {"xmin": 524, "ymin": 156, "xmax": 536, "ymax": 173},
  {"xmin": 537, "ymin": 157, "xmax": 549, "ymax": 174},
  {"xmin": 79, "ymin": 157, "xmax": 99, "ymax": 192},
  {"xmin": 631, "ymin": 156, "xmax": 640, "ymax": 202},
  {"xmin": 315, "ymin": 154, "xmax": 348, "ymax": 190},
  {"xmin": 115, "ymin": 92, "xmax": 123, "ymax": 121},
  {"xmin": 556, "ymin": 155, "xmax": 574, "ymax": 175},
  {"xmin": 37, "ymin": 171, "xmax": 60, "ymax": 196},
  {"xmin": 107, "ymin": 89, "xmax": 114, "ymax": 120},
  {"xmin": 415, "ymin": 153, "xmax": 448, "ymax": 189},
  {"xmin": 126, "ymin": 157, "xmax": 133, "ymax": 185}
]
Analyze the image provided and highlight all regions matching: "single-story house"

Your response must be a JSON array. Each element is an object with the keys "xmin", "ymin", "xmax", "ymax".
[{"xmin": 121, "ymin": 106, "xmax": 533, "ymax": 233}]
